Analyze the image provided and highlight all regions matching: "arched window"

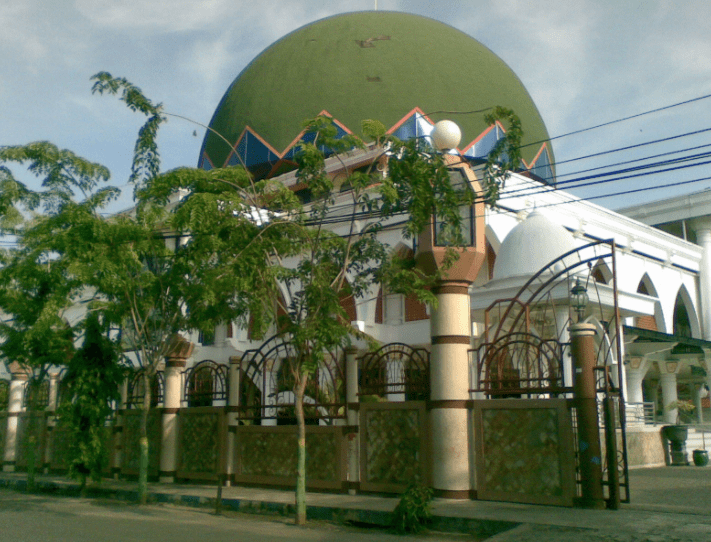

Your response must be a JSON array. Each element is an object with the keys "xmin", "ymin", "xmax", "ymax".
[
  {"xmin": 23, "ymin": 378, "xmax": 50, "ymax": 410},
  {"xmin": 673, "ymin": 292, "xmax": 692, "ymax": 338},
  {"xmin": 183, "ymin": 360, "xmax": 227, "ymax": 407},
  {"xmin": 0, "ymin": 380, "xmax": 9, "ymax": 411},
  {"xmin": 126, "ymin": 370, "xmax": 163, "ymax": 409}
]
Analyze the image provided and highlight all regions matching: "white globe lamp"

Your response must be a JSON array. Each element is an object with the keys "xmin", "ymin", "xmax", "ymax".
[{"xmin": 430, "ymin": 120, "xmax": 462, "ymax": 151}]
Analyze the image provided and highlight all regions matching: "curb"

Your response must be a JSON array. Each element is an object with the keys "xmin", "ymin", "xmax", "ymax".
[{"xmin": 0, "ymin": 477, "xmax": 518, "ymax": 537}]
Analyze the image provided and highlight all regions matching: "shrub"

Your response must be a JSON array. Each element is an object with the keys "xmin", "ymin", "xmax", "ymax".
[{"xmin": 392, "ymin": 482, "xmax": 433, "ymax": 534}]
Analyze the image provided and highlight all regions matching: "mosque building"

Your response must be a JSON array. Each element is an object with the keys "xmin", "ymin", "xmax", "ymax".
[{"xmin": 3, "ymin": 11, "xmax": 711, "ymax": 506}]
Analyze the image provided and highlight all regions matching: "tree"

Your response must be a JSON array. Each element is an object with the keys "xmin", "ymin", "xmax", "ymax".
[
  {"xmin": 59, "ymin": 312, "xmax": 125, "ymax": 494},
  {"xmin": 144, "ymin": 116, "xmax": 486, "ymax": 524},
  {"xmin": 3, "ymin": 72, "xmax": 522, "ymax": 520},
  {"xmin": 0, "ymin": 141, "xmax": 113, "ymax": 489}
]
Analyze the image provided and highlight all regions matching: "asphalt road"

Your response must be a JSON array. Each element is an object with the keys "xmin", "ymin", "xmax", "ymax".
[{"xmin": 0, "ymin": 489, "xmax": 479, "ymax": 542}]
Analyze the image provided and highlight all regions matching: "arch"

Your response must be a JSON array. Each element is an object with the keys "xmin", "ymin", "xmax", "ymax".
[
  {"xmin": 23, "ymin": 377, "xmax": 49, "ymax": 410},
  {"xmin": 359, "ymin": 343, "xmax": 430, "ymax": 401},
  {"xmin": 126, "ymin": 369, "xmax": 164, "ymax": 409},
  {"xmin": 239, "ymin": 334, "xmax": 346, "ymax": 424},
  {"xmin": 476, "ymin": 332, "xmax": 563, "ymax": 397},
  {"xmin": 591, "ymin": 258, "xmax": 612, "ymax": 284},
  {"xmin": 635, "ymin": 273, "xmax": 663, "ymax": 332},
  {"xmin": 673, "ymin": 286, "xmax": 700, "ymax": 338},
  {"xmin": 0, "ymin": 379, "xmax": 9, "ymax": 411},
  {"xmin": 183, "ymin": 360, "xmax": 228, "ymax": 407}
]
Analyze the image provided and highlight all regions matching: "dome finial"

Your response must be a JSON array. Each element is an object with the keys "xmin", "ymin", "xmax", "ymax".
[{"xmin": 431, "ymin": 120, "xmax": 462, "ymax": 151}]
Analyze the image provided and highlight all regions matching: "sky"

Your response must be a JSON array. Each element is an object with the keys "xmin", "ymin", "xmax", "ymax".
[{"xmin": 2, "ymin": 0, "xmax": 711, "ymax": 214}]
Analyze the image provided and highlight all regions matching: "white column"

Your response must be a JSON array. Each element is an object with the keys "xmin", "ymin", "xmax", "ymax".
[
  {"xmin": 3, "ymin": 367, "xmax": 28, "ymax": 472},
  {"xmin": 262, "ymin": 359, "xmax": 277, "ymax": 426},
  {"xmin": 345, "ymin": 347, "xmax": 359, "ymax": 495},
  {"xmin": 225, "ymin": 355, "xmax": 242, "ymax": 487},
  {"xmin": 555, "ymin": 308, "xmax": 573, "ymax": 389},
  {"xmin": 159, "ymin": 356, "xmax": 185, "ymax": 483},
  {"xmin": 660, "ymin": 370, "xmax": 679, "ymax": 424},
  {"xmin": 430, "ymin": 281, "xmax": 471, "ymax": 498},
  {"xmin": 691, "ymin": 219, "xmax": 711, "ymax": 340},
  {"xmin": 625, "ymin": 357, "xmax": 651, "ymax": 425}
]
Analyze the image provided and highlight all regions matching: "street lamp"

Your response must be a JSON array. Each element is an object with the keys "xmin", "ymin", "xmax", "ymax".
[{"xmin": 571, "ymin": 277, "xmax": 589, "ymax": 322}]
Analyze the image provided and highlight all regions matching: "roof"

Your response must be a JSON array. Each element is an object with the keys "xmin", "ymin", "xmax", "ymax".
[{"xmin": 199, "ymin": 11, "xmax": 552, "ymax": 173}]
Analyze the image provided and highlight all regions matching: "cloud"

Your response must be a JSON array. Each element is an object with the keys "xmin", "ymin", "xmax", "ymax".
[{"xmin": 74, "ymin": 0, "xmax": 235, "ymax": 32}]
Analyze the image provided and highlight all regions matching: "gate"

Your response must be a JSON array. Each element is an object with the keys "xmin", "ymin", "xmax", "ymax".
[{"xmin": 472, "ymin": 240, "xmax": 629, "ymax": 507}]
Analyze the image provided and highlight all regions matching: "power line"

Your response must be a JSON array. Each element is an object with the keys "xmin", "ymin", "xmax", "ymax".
[{"xmin": 521, "ymin": 91, "xmax": 711, "ymax": 149}]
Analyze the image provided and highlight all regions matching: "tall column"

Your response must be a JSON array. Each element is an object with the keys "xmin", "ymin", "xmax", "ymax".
[
  {"xmin": 262, "ymin": 359, "xmax": 278, "ymax": 426},
  {"xmin": 570, "ymin": 323, "xmax": 605, "ymax": 509},
  {"xmin": 159, "ymin": 336, "xmax": 193, "ymax": 483},
  {"xmin": 660, "ymin": 368, "xmax": 679, "ymax": 424},
  {"xmin": 555, "ymin": 308, "xmax": 573, "ymax": 389},
  {"xmin": 430, "ymin": 280, "xmax": 471, "ymax": 498},
  {"xmin": 112, "ymin": 377, "xmax": 129, "ymax": 478},
  {"xmin": 44, "ymin": 372, "xmax": 60, "ymax": 473},
  {"xmin": 625, "ymin": 356, "xmax": 650, "ymax": 424},
  {"xmin": 692, "ymin": 384, "xmax": 703, "ymax": 424},
  {"xmin": 3, "ymin": 364, "xmax": 28, "ymax": 472},
  {"xmin": 225, "ymin": 355, "xmax": 242, "ymax": 486},
  {"xmin": 691, "ymin": 219, "xmax": 711, "ymax": 340},
  {"xmin": 345, "ymin": 347, "xmax": 359, "ymax": 495}
]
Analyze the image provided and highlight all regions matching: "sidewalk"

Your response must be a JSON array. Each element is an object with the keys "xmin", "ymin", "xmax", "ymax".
[{"xmin": 2, "ymin": 467, "xmax": 711, "ymax": 541}]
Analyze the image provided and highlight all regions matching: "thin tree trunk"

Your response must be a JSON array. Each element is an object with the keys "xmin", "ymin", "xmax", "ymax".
[
  {"xmin": 26, "ymin": 433, "xmax": 36, "ymax": 493},
  {"xmin": 138, "ymin": 371, "xmax": 150, "ymax": 505},
  {"xmin": 294, "ymin": 370, "xmax": 309, "ymax": 525}
]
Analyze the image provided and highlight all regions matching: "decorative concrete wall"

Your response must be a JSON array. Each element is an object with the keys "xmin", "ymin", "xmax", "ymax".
[
  {"xmin": 121, "ymin": 410, "xmax": 161, "ymax": 477},
  {"xmin": 233, "ymin": 425, "xmax": 347, "ymax": 490},
  {"xmin": 177, "ymin": 407, "xmax": 225, "ymax": 480},
  {"xmin": 359, "ymin": 401, "xmax": 429, "ymax": 493}
]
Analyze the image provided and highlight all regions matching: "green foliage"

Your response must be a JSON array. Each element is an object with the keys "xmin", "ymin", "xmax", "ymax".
[
  {"xmin": 59, "ymin": 313, "xmax": 125, "ymax": 485},
  {"xmin": 392, "ymin": 482, "xmax": 434, "ymax": 534},
  {"xmin": 482, "ymin": 106, "xmax": 523, "ymax": 204}
]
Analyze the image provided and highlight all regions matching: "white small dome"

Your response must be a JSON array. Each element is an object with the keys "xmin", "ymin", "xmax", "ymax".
[{"xmin": 493, "ymin": 210, "xmax": 577, "ymax": 280}]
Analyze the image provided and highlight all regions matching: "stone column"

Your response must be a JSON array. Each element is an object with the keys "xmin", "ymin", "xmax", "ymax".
[
  {"xmin": 691, "ymin": 219, "xmax": 711, "ymax": 340},
  {"xmin": 345, "ymin": 347, "xmax": 359, "ymax": 495},
  {"xmin": 570, "ymin": 323, "xmax": 605, "ymax": 509},
  {"xmin": 555, "ymin": 308, "xmax": 573, "ymax": 389},
  {"xmin": 625, "ymin": 356, "xmax": 650, "ymax": 424},
  {"xmin": 660, "ymin": 366, "xmax": 680, "ymax": 424},
  {"xmin": 44, "ymin": 372, "xmax": 60, "ymax": 472},
  {"xmin": 225, "ymin": 355, "xmax": 242, "ymax": 486},
  {"xmin": 262, "ymin": 359, "xmax": 278, "ymax": 426},
  {"xmin": 3, "ymin": 364, "xmax": 28, "ymax": 472},
  {"xmin": 429, "ymin": 280, "xmax": 471, "ymax": 499},
  {"xmin": 159, "ymin": 336, "xmax": 194, "ymax": 483},
  {"xmin": 692, "ymin": 383, "xmax": 704, "ymax": 424},
  {"xmin": 111, "ymin": 378, "xmax": 128, "ymax": 478}
]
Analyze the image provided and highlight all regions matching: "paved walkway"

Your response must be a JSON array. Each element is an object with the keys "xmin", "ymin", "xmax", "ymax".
[{"xmin": 2, "ymin": 466, "xmax": 711, "ymax": 541}]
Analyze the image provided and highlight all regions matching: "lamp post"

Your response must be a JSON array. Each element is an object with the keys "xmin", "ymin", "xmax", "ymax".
[
  {"xmin": 571, "ymin": 277, "xmax": 589, "ymax": 322},
  {"xmin": 568, "ymin": 279, "xmax": 605, "ymax": 509}
]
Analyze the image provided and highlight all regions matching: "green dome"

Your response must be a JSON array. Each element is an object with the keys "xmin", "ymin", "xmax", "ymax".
[{"xmin": 199, "ymin": 11, "xmax": 553, "ymax": 178}]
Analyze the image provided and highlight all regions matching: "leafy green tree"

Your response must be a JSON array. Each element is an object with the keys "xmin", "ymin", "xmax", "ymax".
[
  {"xmin": 144, "ymin": 115, "xmax": 490, "ymax": 524},
  {"xmin": 0, "ymin": 137, "xmax": 122, "ymax": 490},
  {"xmin": 59, "ymin": 312, "xmax": 125, "ymax": 494},
  {"xmin": 3, "ymin": 72, "xmax": 522, "ymax": 520}
]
